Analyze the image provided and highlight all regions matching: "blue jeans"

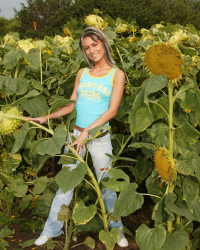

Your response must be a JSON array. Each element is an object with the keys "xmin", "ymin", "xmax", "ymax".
[{"xmin": 41, "ymin": 129, "xmax": 123, "ymax": 237}]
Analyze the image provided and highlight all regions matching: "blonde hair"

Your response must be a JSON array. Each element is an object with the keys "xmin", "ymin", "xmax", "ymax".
[{"xmin": 79, "ymin": 27, "xmax": 116, "ymax": 68}]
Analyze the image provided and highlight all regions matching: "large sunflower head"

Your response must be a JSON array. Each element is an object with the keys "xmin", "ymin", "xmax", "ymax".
[
  {"xmin": 154, "ymin": 147, "xmax": 177, "ymax": 182},
  {"xmin": 145, "ymin": 44, "xmax": 183, "ymax": 80}
]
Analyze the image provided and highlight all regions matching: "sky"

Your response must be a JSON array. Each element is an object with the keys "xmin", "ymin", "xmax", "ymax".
[{"xmin": 0, "ymin": 0, "xmax": 28, "ymax": 19}]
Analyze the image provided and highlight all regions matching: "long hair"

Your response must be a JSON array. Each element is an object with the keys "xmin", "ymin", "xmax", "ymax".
[{"xmin": 79, "ymin": 27, "xmax": 116, "ymax": 68}]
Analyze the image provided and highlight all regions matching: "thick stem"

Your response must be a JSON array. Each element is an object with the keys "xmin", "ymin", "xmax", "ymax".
[
  {"xmin": 167, "ymin": 80, "xmax": 174, "ymax": 233},
  {"xmin": 168, "ymin": 80, "xmax": 174, "ymax": 155},
  {"xmin": 64, "ymin": 219, "xmax": 74, "ymax": 250},
  {"xmin": 40, "ymin": 43, "xmax": 43, "ymax": 85},
  {"xmin": 65, "ymin": 142, "xmax": 109, "ymax": 232}
]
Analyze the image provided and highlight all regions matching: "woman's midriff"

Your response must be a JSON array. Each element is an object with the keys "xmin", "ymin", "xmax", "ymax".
[{"xmin": 74, "ymin": 125, "xmax": 84, "ymax": 132}]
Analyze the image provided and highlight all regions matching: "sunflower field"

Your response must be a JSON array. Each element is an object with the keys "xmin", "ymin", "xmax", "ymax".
[{"xmin": 1, "ymin": 13, "xmax": 200, "ymax": 250}]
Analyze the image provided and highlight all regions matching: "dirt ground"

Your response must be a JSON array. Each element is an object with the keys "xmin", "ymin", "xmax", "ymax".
[{"xmin": 4, "ymin": 198, "xmax": 154, "ymax": 250}]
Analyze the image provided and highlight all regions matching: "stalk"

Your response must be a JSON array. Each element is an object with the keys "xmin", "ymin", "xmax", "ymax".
[
  {"xmin": 167, "ymin": 80, "xmax": 174, "ymax": 233},
  {"xmin": 65, "ymin": 142, "xmax": 109, "ymax": 232},
  {"xmin": 39, "ymin": 43, "xmax": 43, "ymax": 85}
]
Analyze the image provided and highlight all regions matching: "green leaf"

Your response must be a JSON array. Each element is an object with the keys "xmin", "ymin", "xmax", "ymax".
[
  {"xmin": 33, "ymin": 176, "xmax": 49, "ymax": 194},
  {"xmin": 11, "ymin": 78, "xmax": 29, "ymax": 96},
  {"xmin": 19, "ymin": 239, "xmax": 35, "ymax": 248},
  {"xmin": 20, "ymin": 194, "xmax": 32, "ymax": 212},
  {"xmin": 58, "ymin": 152, "xmax": 78, "ymax": 165},
  {"xmin": 9, "ymin": 123, "xmax": 29, "ymax": 157},
  {"xmin": 165, "ymin": 193, "xmax": 194, "ymax": 221},
  {"xmin": 182, "ymin": 176, "xmax": 199, "ymax": 212},
  {"xmin": 13, "ymin": 89, "xmax": 40, "ymax": 106},
  {"xmin": 27, "ymin": 49, "xmax": 40, "ymax": 69},
  {"xmin": 56, "ymin": 162, "xmax": 87, "ymax": 193},
  {"xmin": 76, "ymin": 214, "xmax": 103, "ymax": 232},
  {"xmin": 103, "ymin": 28, "xmax": 116, "ymax": 40},
  {"xmin": 113, "ymin": 183, "xmax": 144, "ymax": 216},
  {"xmin": 191, "ymin": 228, "xmax": 200, "ymax": 249},
  {"xmin": 4, "ymin": 50, "xmax": 22, "ymax": 69},
  {"xmin": 49, "ymin": 99, "xmax": 75, "ymax": 113},
  {"xmin": 147, "ymin": 123, "xmax": 168, "ymax": 140},
  {"xmin": 160, "ymin": 230, "xmax": 189, "ymax": 250},
  {"xmin": 73, "ymin": 201, "xmax": 97, "ymax": 225},
  {"xmin": 99, "ymin": 228, "xmax": 118, "ymax": 250},
  {"xmin": 101, "ymin": 168, "xmax": 129, "ymax": 192},
  {"xmin": 175, "ymin": 120, "xmax": 200, "ymax": 145},
  {"xmin": 128, "ymin": 142, "xmax": 155, "ymax": 150},
  {"xmin": 129, "ymin": 104, "xmax": 152, "ymax": 136},
  {"xmin": 144, "ymin": 75, "xmax": 168, "ymax": 100},
  {"xmin": 83, "ymin": 125, "xmax": 111, "ymax": 144},
  {"xmin": 20, "ymin": 94, "xmax": 49, "ymax": 117},
  {"xmin": 192, "ymin": 196, "xmax": 200, "ymax": 222},
  {"xmin": 106, "ymin": 153, "xmax": 136, "ymax": 163},
  {"xmin": 134, "ymin": 157, "xmax": 153, "ymax": 182},
  {"xmin": 182, "ymin": 90, "xmax": 200, "ymax": 113},
  {"xmin": 0, "ymin": 227, "xmax": 12, "ymax": 238},
  {"xmin": 136, "ymin": 224, "xmax": 166, "ymax": 250},
  {"xmin": 36, "ymin": 125, "xmax": 67, "ymax": 155},
  {"xmin": 34, "ymin": 192, "xmax": 55, "ymax": 217},
  {"xmin": 8, "ymin": 178, "xmax": 28, "ymax": 198},
  {"xmin": 83, "ymin": 236, "xmax": 95, "ymax": 249}
]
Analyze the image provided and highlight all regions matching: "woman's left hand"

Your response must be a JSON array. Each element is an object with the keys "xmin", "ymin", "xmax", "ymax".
[{"xmin": 68, "ymin": 130, "xmax": 89, "ymax": 155}]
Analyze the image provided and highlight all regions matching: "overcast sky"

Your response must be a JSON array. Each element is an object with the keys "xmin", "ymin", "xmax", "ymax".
[{"xmin": 0, "ymin": 0, "xmax": 28, "ymax": 19}]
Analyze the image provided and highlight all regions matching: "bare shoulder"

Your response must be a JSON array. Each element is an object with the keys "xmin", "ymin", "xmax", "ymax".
[
  {"xmin": 113, "ymin": 69, "xmax": 125, "ymax": 85},
  {"xmin": 76, "ymin": 68, "xmax": 86, "ymax": 81}
]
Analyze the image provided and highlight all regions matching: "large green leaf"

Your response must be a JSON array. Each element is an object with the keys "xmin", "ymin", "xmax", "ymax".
[
  {"xmin": 49, "ymin": 99, "xmax": 75, "ymax": 113},
  {"xmin": 9, "ymin": 122, "xmax": 29, "ymax": 157},
  {"xmin": 192, "ymin": 196, "xmax": 200, "ymax": 222},
  {"xmin": 165, "ymin": 193, "xmax": 194, "ymax": 221},
  {"xmin": 182, "ymin": 90, "xmax": 200, "ymax": 113},
  {"xmin": 7, "ymin": 178, "xmax": 28, "ymax": 198},
  {"xmin": 99, "ymin": 228, "xmax": 118, "ymax": 250},
  {"xmin": 136, "ymin": 224, "xmax": 166, "ymax": 250},
  {"xmin": 128, "ymin": 142, "xmax": 155, "ymax": 150},
  {"xmin": 13, "ymin": 89, "xmax": 40, "ymax": 106},
  {"xmin": 20, "ymin": 94, "xmax": 49, "ymax": 117},
  {"xmin": 146, "ymin": 123, "xmax": 168, "ymax": 140},
  {"xmin": 133, "ymin": 157, "xmax": 153, "ymax": 182},
  {"xmin": 0, "ymin": 227, "xmax": 12, "ymax": 239},
  {"xmin": 20, "ymin": 194, "xmax": 32, "ymax": 212},
  {"xmin": 182, "ymin": 176, "xmax": 199, "ymax": 212},
  {"xmin": 56, "ymin": 162, "xmax": 87, "ymax": 193},
  {"xmin": 101, "ymin": 168, "xmax": 129, "ymax": 192},
  {"xmin": 36, "ymin": 124, "xmax": 68, "ymax": 155},
  {"xmin": 73, "ymin": 201, "xmax": 97, "ymax": 225},
  {"xmin": 4, "ymin": 50, "xmax": 22, "ymax": 69},
  {"xmin": 34, "ymin": 192, "xmax": 55, "ymax": 217},
  {"xmin": 27, "ymin": 49, "xmax": 40, "ymax": 69},
  {"xmin": 160, "ymin": 230, "xmax": 189, "ymax": 250},
  {"xmin": 175, "ymin": 120, "xmax": 200, "ymax": 145},
  {"xmin": 11, "ymin": 77, "xmax": 29, "ymax": 96},
  {"xmin": 144, "ymin": 75, "xmax": 168, "ymax": 100},
  {"xmin": 33, "ymin": 176, "xmax": 49, "ymax": 194},
  {"xmin": 113, "ymin": 183, "xmax": 144, "ymax": 216},
  {"xmin": 76, "ymin": 214, "xmax": 103, "ymax": 232},
  {"xmin": 129, "ymin": 104, "xmax": 153, "ymax": 136}
]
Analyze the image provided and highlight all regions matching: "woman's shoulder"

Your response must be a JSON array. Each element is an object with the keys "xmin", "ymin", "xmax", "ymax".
[{"xmin": 114, "ymin": 68, "xmax": 125, "ymax": 81}]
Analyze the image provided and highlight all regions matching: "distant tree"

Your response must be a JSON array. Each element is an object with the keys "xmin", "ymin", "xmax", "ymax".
[{"xmin": 14, "ymin": 0, "xmax": 200, "ymax": 39}]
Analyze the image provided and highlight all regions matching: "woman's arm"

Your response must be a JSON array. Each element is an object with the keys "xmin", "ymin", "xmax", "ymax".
[
  {"xmin": 69, "ymin": 69, "xmax": 125, "ymax": 154},
  {"xmin": 25, "ymin": 68, "xmax": 85, "ymax": 124}
]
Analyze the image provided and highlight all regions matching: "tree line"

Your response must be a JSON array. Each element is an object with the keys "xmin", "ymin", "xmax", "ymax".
[{"xmin": 1, "ymin": 0, "xmax": 200, "ymax": 39}]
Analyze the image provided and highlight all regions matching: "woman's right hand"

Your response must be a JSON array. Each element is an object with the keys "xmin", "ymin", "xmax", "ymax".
[{"xmin": 24, "ymin": 116, "xmax": 48, "ymax": 124}]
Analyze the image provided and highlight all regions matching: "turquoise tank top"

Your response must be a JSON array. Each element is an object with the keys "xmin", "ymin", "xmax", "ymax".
[{"xmin": 75, "ymin": 67, "xmax": 117, "ymax": 128}]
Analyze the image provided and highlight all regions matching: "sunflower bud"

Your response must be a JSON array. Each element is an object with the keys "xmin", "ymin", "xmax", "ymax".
[
  {"xmin": 116, "ymin": 23, "xmax": 129, "ymax": 33},
  {"xmin": 85, "ymin": 14, "xmax": 105, "ymax": 29},
  {"xmin": 0, "ymin": 107, "xmax": 22, "ymax": 135}
]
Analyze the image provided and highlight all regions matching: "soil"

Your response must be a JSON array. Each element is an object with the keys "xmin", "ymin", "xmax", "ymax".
[{"xmin": 4, "ymin": 197, "xmax": 154, "ymax": 250}]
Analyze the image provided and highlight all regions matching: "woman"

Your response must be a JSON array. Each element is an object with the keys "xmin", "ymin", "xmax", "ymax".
[{"xmin": 28, "ymin": 27, "xmax": 128, "ymax": 248}]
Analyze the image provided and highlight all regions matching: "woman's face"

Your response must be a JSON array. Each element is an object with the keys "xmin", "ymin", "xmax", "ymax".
[{"xmin": 83, "ymin": 35, "xmax": 105, "ymax": 63}]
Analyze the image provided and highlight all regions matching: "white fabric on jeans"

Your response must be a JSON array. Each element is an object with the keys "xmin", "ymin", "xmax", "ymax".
[{"xmin": 41, "ymin": 129, "xmax": 123, "ymax": 237}]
